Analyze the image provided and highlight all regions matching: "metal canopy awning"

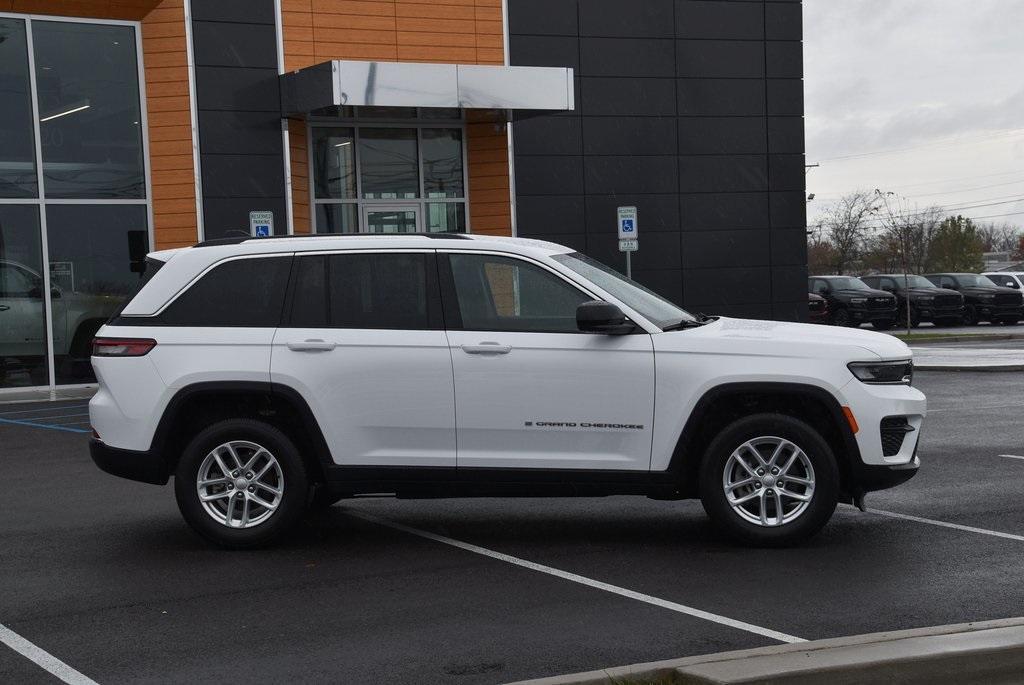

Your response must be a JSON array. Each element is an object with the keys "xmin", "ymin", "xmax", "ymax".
[{"xmin": 280, "ymin": 60, "xmax": 575, "ymax": 117}]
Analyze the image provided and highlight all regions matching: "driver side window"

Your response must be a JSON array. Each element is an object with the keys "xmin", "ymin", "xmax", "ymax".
[
  {"xmin": 446, "ymin": 254, "xmax": 591, "ymax": 333},
  {"xmin": 0, "ymin": 263, "xmax": 39, "ymax": 298}
]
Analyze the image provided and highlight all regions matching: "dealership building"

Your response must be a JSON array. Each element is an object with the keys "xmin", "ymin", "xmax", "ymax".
[{"xmin": 0, "ymin": 0, "xmax": 805, "ymax": 391}]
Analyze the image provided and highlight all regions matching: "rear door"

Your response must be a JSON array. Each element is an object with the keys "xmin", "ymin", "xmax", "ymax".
[
  {"xmin": 270, "ymin": 250, "xmax": 456, "ymax": 467},
  {"xmin": 440, "ymin": 251, "xmax": 655, "ymax": 471}
]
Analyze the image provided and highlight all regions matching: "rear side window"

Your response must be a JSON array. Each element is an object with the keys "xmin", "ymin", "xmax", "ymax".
[
  {"xmin": 160, "ymin": 256, "xmax": 292, "ymax": 327},
  {"xmin": 287, "ymin": 252, "xmax": 435, "ymax": 330}
]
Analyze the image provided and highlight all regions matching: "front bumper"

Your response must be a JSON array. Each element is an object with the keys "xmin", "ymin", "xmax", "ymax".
[
  {"xmin": 976, "ymin": 304, "xmax": 1024, "ymax": 320},
  {"xmin": 917, "ymin": 305, "xmax": 964, "ymax": 322},
  {"xmin": 90, "ymin": 438, "xmax": 169, "ymax": 485},
  {"xmin": 849, "ymin": 306, "xmax": 897, "ymax": 323}
]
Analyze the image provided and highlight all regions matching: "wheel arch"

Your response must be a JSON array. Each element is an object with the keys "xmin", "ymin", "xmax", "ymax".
[
  {"xmin": 668, "ymin": 382, "xmax": 861, "ymax": 498},
  {"xmin": 151, "ymin": 381, "xmax": 331, "ymax": 484}
]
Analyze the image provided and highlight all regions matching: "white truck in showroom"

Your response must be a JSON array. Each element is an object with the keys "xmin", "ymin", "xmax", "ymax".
[{"xmin": 89, "ymin": 234, "xmax": 925, "ymax": 548}]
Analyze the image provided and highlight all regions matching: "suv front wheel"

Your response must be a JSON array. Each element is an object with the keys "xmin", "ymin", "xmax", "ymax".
[
  {"xmin": 174, "ymin": 419, "xmax": 309, "ymax": 548},
  {"xmin": 699, "ymin": 414, "xmax": 839, "ymax": 547}
]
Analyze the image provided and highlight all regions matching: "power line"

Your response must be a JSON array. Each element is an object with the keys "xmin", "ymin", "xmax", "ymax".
[
  {"xmin": 890, "ymin": 168, "xmax": 1024, "ymax": 190},
  {"xmin": 812, "ymin": 128, "xmax": 1024, "ymax": 163},
  {"xmin": 909, "ymin": 178, "xmax": 1024, "ymax": 198}
]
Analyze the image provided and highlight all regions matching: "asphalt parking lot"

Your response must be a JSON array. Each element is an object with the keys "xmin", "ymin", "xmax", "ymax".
[{"xmin": 3, "ymin": 371, "xmax": 1024, "ymax": 684}]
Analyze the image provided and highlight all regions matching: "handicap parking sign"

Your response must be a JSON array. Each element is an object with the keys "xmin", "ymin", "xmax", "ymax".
[
  {"xmin": 621, "ymin": 219, "xmax": 635, "ymax": 233},
  {"xmin": 616, "ymin": 207, "xmax": 638, "ymax": 240},
  {"xmin": 249, "ymin": 210, "xmax": 274, "ymax": 238}
]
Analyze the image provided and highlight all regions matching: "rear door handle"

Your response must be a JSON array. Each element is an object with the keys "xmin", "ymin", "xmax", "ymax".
[
  {"xmin": 0, "ymin": 305, "xmax": 8, "ymax": 312},
  {"xmin": 462, "ymin": 342, "xmax": 511, "ymax": 355},
  {"xmin": 287, "ymin": 339, "xmax": 336, "ymax": 352}
]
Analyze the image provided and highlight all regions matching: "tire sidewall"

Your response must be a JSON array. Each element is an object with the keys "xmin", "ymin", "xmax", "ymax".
[
  {"xmin": 174, "ymin": 419, "xmax": 308, "ymax": 548},
  {"xmin": 699, "ymin": 414, "xmax": 839, "ymax": 547}
]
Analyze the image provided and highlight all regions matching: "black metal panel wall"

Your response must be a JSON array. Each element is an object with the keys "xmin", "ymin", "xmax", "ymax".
[
  {"xmin": 191, "ymin": 0, "xmax": 286, "ymax": 240},
  {"xmin": 510, "ymin": 0, "xmax": 807, "ymax": 321}
]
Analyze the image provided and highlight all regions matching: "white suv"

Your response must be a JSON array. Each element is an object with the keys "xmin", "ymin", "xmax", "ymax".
[{"xmin": 89, "ymin": 234, "xmax": 925, "ymax": 548}]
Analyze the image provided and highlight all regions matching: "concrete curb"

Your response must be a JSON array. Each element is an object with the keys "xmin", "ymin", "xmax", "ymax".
[
  {"xmin": 895, "ymin": 332, "xmax": 1024, "ymax": 345},
  {"xmin": 506, "ymin": 617, "xmax": 1024, "ymax": 685},
  {"xmin": 915, "ymin": 363, "xmax": 1024, "ymax": 372}
]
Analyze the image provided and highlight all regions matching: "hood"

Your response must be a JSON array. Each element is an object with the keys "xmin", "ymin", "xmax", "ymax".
[
  {"xmin": 960, "ymin": 285, "xmax": 1019, "ymax": 297},
  {"xmin": 833, "ymin": 288, "xmax": 894, "ymax": 299},
  {"xmin": 659, "ymin": 316, "xmax": 912, "ymax": 362},
  {"xmin": 905, "ymin": 286, "xmax": 959, "ymax": 298}
]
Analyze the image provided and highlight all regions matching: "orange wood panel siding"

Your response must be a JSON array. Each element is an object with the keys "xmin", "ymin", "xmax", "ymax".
[
  {"xmin": 283, "ymin": 0, "xmax": 512, "ymax": 236},
  {"xmin": 5, "ymin": 0, "xmax": 199, "ymax": 250}
]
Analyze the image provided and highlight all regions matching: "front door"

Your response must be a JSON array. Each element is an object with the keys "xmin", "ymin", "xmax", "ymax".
[
  {"xmin": 441, "ymin": 252, "xmax": 656, "ymax": 471},
  {"xmin": 362, "ymin": 205, "xmax": 420, "ymax": 233},
  {"xmin": 270, "ymin": 250, "xmax": 456, "ymax": 467}
]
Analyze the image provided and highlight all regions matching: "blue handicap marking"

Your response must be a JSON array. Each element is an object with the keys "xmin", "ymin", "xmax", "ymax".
[
  {"xmin": 621, "ymin": 219, "xmax": 635, "ymax": 233},
  {"xmin": 254, "ymin": 224, "xmax": 271, "ymax": 237}
]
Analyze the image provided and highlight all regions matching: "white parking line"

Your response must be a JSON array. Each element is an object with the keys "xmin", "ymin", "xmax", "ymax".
[
  {"xmin": 0, "ymin": 623, "xmax": 98, "ymax": 685},
  {"xmin": 998, "ymin": 454, "xmax": 1024, "ymax": 461},
  {"xmin": 929, "ymin": 404, "xmax": 1024, "ymax": 413},
  {"xmin": 869, "ymin": 509, "xmax": 1024, "ymax": 543},
  {"xmin": 349, "ymin": 511, "xmax": 806, "ymax": 644}
]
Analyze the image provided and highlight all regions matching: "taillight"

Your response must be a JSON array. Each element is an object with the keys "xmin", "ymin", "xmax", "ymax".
[{"xmin": 92, "ymin": 337, "xmax": 157, "ymax": 357}]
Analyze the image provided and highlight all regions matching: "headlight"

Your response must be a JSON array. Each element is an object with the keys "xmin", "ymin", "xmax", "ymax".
[
  {"xmin": 850, "ymin": 297, "xmax": 867, "ymax": 304},
  {"xmin": 848, "ymin": 360, "xmax": 913, "ymax": 385},
  {"xmin": 916, "ymin": 296, "xmax": 934, "ymax": 303}
]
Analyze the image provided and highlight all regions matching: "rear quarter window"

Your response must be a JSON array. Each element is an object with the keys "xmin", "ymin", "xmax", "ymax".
[{"xmin": 159, "ymin": 256, "xmax": 292, "ymax": 327}]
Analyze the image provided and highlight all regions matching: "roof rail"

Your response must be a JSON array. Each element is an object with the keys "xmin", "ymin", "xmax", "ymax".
[{"xmin": 192, "ymin": 232, "xmax": 471, "ymax": 248}]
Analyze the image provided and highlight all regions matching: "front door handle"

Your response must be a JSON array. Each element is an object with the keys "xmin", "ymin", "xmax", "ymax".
[
  {"xmin": 0, "ymin": 305, "xmax": 9, "ymax": 312},
  {"xmin": 462, "ymin": 342, "xmax": 511, "ymax": 355},
  {"xmin": 287, "ymin": 339, "xmax": 336, "ymax": 352}
]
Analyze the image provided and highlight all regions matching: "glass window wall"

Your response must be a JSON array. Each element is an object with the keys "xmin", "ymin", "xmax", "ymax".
[
  {"xmin": 310, "ymin": 113, "xmax": 468, "ymax": 235},
  {"xmin": 0, "ymin": 15, "xmax": 150, "ymax": 390}
]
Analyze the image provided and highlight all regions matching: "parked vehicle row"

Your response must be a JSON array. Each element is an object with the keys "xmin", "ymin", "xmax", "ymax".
[{"xmin": 808, "ymin": 272, "xmax": 1024, "ymax": 328}]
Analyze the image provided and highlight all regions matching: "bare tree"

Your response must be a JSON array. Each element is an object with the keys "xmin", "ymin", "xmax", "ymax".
[
  {"xmin": 815, "ymin": 190, "xmax": 881, "ymax": 274},
  {"xmin": 976, "ymin": 222, "xmax": 1022, "ymax": 253}
]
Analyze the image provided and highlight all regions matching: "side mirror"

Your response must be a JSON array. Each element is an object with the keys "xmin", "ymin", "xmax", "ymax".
[{"xmin": 577, "ymin": 300, "xmax": 634, "ymax": 335}]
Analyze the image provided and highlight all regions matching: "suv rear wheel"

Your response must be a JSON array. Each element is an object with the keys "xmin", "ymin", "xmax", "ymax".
[
  {"xmin": 699, "ymin": 414, "xmax": 839, "ymax": 547},
  {"xmin": 174, "ymin": 419, "xmax": 308, "ymax": 548}
]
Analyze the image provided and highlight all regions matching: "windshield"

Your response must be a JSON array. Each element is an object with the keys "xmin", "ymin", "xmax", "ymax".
[
  {"xmin": 895, "ymin": 275, "xmax": 934, "ymax": 289},
  {"xmin": 552, "ymin": 252, "xmax": 695, "ymax": 328},
  {"xmin": 955, "ymin": 274, "xmax": 997, "ymax": 288},
  {"xmin": 827, "ymin": 277, "xmax": 870, "ymax": 290}
]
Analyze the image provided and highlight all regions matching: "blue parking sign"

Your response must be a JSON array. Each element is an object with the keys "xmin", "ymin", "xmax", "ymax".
[{"xmin": 255, "ymin": 224, "xmax": 270, "ymax": 237}]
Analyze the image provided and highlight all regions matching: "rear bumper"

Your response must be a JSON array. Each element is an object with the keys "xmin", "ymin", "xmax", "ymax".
[{"xmin": 90, "ymin": 438, "xmax": 169, "ymax": 485}]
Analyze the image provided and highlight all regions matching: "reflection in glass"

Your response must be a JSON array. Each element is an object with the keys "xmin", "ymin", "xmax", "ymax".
[
  {"xmin": 0, "ymin": 19, "xmax": 38, "ymax": 198},
  {"xmin": 422, "ymin": 129, "xmax": 463, "ymax": 198},
  {"xmin": 33, "ymin": 21, "xmax": 145, "ymax": 198},
  {"xmin": 312, "ymin": 127, "xmax": 356, "ymax": 199},
  {"xmin": 366, "ymin": 208, "xmax": 418, "ymax": 233},
  {"xmin": 45, "ymin": 205, "xmax": 148, "ymax": 384},
  {"xmin": 0, "ymin": 206, "xmax": 48, "ymax": 387},
  {"xmin": 359, "ymin": 128, "xmax": 418, "ymax": 199},
  {"xmin": 315, "ymin": 204, "xmax": 359, "ymax": 233},
  {"xmin": 426, "ymin": 203, "xmax": 466, "ymax": 233}
]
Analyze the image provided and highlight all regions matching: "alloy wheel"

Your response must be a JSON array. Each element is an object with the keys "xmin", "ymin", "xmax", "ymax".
[
  {"xmin": 722, "ymin": 436, "xmax": 816, "ymax": 527},
  {"xmin": 196, "ymin": 440, "xmax": 284, "ymax": 529}
]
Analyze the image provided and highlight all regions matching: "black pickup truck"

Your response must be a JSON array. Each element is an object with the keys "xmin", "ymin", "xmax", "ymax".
[
  {"xmin": 924, "ymin": 273, "xmax": 1024, "ymax": 325},
  {"xmin": 809, "ymin": 276, "xmax": 898, "ymax": 329},
  {"xmin": 860, "ymin": 274, "xmax": 964, "ymax": 328}
]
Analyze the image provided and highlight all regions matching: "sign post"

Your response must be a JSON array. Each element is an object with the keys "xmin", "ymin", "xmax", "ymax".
[
  {"xmin": 249, "ymin": 210, "xmax": 274, "ymax": 237},
  {"xmin": 617, "ymin": 206, "xmax": 638, "ymax": 279}
]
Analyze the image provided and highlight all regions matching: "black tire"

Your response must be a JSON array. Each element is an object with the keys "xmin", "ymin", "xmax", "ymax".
[
  {"xmin": 174, "ymin": 419, "xmax": 308, "ymax": 548},
  {"xmin": 896, "ymin": 307, "xmax": 921, "ymax": 329},
  {"xmin": 698, "ymin": 414, "xmax": 839, "ymax": 547},
  {"xmin": 871, "ymin": 319, "xmax": 895, "ymax": 331},
  {"xmin": 963, "ymin": 305, "xmax": 979, "ymax": 326},
  {"xmin": 830, "ymin": 307, "xmax": 854, "ymax": 327},
  {"xmin": 999, "ymin": 318, "xmax": 1020, "ymax": 326}
]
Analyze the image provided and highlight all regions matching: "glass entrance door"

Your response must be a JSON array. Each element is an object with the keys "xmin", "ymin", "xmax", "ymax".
[{"xmin": 362, "ymin": 205, "xmax": 421, "ymax": 233}]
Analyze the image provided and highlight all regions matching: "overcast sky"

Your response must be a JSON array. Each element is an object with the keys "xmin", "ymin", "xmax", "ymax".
[{"xmin": 803, "ymin": 0, "xmax": 1024, "ymax": 228}]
